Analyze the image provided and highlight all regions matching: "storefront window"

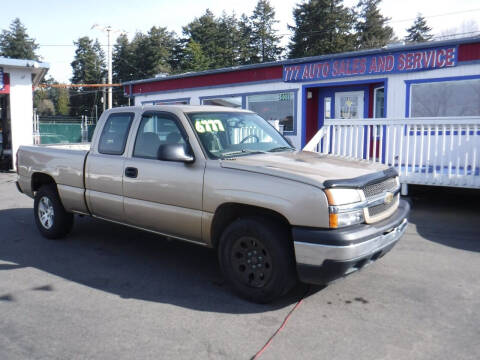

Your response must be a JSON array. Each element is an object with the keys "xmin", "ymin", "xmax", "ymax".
[
  {"xmin": 246, "ymin": 92, "xmax": 295, "ymax": 132},
  {"xmin": 410, "ymin": 78, "xmax": 480, "ymax": 117},
  {"xmin": 202, "ymin": 96, "xmax": 242, "ymax": 108}
]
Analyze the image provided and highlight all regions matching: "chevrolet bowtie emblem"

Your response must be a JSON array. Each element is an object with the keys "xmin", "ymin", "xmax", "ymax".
[{"xmin": 384, "ymin": 192, "xmax": 394, "ymax": 204}]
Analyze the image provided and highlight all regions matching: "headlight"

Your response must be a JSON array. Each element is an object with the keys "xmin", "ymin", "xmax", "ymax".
[
  {"xmin": 324, "ymin": 188, "xmax": 365, "ymax": 228},
  {"xmin": 324, "ymin": 188, "xmax": 362, "ymax": 205}
]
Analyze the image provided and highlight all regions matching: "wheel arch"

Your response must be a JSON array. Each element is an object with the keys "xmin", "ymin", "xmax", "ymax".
[
  {"xmin": 210, "ymin": 202, "xmax": 291, "ymax": 249},
  {"xmin": 31, "ymin": 172, "xmax": 57, "ymax": 193}
]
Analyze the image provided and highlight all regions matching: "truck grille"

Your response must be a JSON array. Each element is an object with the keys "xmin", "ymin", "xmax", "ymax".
[
  {"xmin": 362, "ymin": 177, "xmax": 397, "ymax": 199},
  {"xmin": 367, "ymin": 194, "xmax": 399, "ymax": 217},
  {"xmin": 362, "ymin": 177, "xmax": 399, "ymax": 222}
]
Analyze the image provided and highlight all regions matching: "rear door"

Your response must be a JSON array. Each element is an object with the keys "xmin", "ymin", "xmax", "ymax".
[
  {"xmin": 85, "ymin": 111, "xmax": 135, "ymax": 222},
  {"xmin": 122, "ymin": 111, "xmax": 205, "ymax": 242}
]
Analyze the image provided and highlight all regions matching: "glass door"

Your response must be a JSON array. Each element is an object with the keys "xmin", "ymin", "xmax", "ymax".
[{"xmin": 334, "ymin": 91, "xmax": 364, "ymax": 119}]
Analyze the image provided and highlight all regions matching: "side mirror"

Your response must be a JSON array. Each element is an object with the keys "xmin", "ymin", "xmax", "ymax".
[{"xmin": 157, "ymin": 143, "xmax": 195, "ymax": 163}]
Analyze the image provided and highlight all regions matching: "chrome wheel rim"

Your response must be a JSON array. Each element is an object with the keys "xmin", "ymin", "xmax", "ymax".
[{"xmin": 38, "ymin": 196, "xmax": 54, "ymax": 229}]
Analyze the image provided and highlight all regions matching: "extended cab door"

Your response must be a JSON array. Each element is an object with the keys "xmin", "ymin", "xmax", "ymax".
[
  {"xmin": 85, "ymin": 111, "xmax": 136, "ymax": 222},
  {"xmin": 122, "ymin": 111, "xmax": 206, "ymax": 242}
]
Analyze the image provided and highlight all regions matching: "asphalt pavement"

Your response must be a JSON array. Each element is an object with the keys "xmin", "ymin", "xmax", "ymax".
[{"xmin": 0, "ymin": 172, "xmax": 479, "ymax": 360}]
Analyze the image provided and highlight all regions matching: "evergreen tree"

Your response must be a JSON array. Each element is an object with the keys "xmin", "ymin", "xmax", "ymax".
[
  {"xmin": 112, "ymin": 33, "xmax": 136, "ymax": 82},
  {"xmin": 216, "ymin": 12, "xmax": 243, "ymax": 67},
  {"xmin": 250, "ymin": 0, "xmax": 282, "ymax": 62},
  {"xmin": 70, "ymin": 37, "xmax": 106, "ymax": 116},
  {"xmin": 181, "ymin": 39, "xmax": 210, "ymax": 71},
  {"xmin": 34, "ymin": 77, "xmax": 70, "ymax": 116},
  {"xmin": 405, "ymin": 14, "xmax": 433, "ymax": 43},
  {"xmin": 0, "ymin": 18, "xmax": 39, "ymax": 60},
  {"xmin": 112, "ymin": 33, "xmax": 137, "ymax": 106},
  {"xmin": 183, "ymin": 9, "xmax": 260, "ymax": 69},
  {"xmin": 130, "ymin": 27, "xmax": 176, "ymax": 78},
  {"xmin": 237, "ymin": 14, "xmax": 258, "ymax": 65},
  {"xmin": 355, "ymin": 0, "xmax": 394, "ymax": 49},
  {"xmin": 56, "ymin": 88, "xmax": 70, "ymax": 115},
  {"xmin": 288, "ymin": 0, "xmax": 356, "ymax": 58},
  {"xmin": 183, "ymin": 10, "xmax": 221, "ymax": 68}
]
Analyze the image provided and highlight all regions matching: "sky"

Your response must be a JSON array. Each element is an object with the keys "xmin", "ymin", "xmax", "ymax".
[{"xmin": 0, "ymin": 0, "xmax": 479, "ymax": 82}]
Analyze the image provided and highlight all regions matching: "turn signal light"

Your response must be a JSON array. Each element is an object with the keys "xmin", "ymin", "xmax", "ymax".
[{"xmin": 329, "ymin": 213, "xmax": 338, "ymax": 228}]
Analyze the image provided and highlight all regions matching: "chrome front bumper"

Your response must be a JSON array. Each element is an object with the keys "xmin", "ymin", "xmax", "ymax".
[
  {"xmin": 292, "ymin": 200, "xmax": 410, "ymax": 284},
  {"xmin": 294, "ymin": 218, "xmax": 407, "ymax": 266}
]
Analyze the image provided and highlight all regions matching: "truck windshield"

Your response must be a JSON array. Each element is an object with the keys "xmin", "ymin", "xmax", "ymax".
[{"xmin": 186, "ymin": 112, "xmax": 293, "ymax": 159}]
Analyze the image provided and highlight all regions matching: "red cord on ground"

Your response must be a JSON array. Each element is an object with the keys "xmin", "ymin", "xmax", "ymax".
[{"xmin": 251, "ymin": 289, "xmax": 308, "ymax": 360}]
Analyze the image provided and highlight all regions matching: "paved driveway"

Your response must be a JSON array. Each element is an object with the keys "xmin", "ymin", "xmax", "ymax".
[{"xmin": 0, "ymin": 173, "xmax": 479, "ymax": 360}]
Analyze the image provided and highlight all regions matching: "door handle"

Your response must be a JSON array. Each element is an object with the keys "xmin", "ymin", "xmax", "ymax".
[{"xmin": 124, "ymin": 167, "xmax": 138, "ymax": 178}]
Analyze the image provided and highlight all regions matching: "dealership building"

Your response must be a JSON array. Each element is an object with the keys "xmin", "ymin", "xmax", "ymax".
[{"xmin": 123, "ymin": 36, "xmax": 480, "ymax": 149}]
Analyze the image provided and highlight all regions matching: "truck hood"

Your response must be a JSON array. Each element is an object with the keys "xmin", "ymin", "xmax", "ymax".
[{"xmin": 219, "ymin": 151, "xmax": 389, "ymax": 188}]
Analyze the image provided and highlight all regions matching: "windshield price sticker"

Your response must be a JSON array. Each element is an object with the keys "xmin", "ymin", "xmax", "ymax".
[{"xmin": 195, "ymin": 119, "xmax": 225, "ymax": 133}]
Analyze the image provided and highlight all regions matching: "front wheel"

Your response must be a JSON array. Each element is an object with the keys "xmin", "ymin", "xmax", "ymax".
[
  {"xmin": 218, "ymin": 217, "xmax": 297, "ymax": 303},
  {"xmin": 34, "ymin": 185, "xmax": 74, "ymax": 239}
]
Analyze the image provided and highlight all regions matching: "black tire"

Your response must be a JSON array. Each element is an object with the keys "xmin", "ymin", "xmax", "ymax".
[
  {"xmin": 218, "ymin": 217, "xmax": 297, "ymax": 303},
  {"xmin": 34, "ymin": 184, "xmax": 74, "ymax": 239}
]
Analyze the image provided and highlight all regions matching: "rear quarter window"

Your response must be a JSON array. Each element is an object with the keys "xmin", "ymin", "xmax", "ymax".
[{"xmin": 98, "ymin": 113, "xmax": 134, "ymax": 155}]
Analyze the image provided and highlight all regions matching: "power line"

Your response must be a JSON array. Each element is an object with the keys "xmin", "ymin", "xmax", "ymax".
[
  {"xmin": 434, "ymin": 30, "xmax": 480, "ymax": 40},
  {"xmin": 35, "ymin": 7, "xmax": 480, "ymax": 47},
  {"xmin": 386, "ymin": 8, "xmax": 480, "ymax": 24}
]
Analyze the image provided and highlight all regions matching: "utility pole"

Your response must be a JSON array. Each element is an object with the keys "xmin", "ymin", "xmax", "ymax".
[
  {"xmin": 92, "ymin": 24, "xmax": 126, "ymax": 109},
  {"xmin": 102, "ymin": 77, "xmax": 106, "ymax": 112},
  {"xmin": 106, "ymin": 26, "xmax": 112, "ymax": 109}
]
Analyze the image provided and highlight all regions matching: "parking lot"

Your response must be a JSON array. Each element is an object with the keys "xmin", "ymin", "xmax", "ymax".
[{"xmin": 0, "ymin": 172, "xmax": 479, "ymax": 360}]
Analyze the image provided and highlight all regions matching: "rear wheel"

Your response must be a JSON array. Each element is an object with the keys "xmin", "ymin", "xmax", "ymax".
[
  {"xmin": 218, "ymin": 217, "xmax": 297, "ymax": 303},
  {"xmin": 34, "ymin": 185, "xmax": 74, "ymax": 239}
]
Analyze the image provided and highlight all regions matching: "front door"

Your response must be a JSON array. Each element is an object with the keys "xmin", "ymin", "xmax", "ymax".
[
  {"xmin": 122, "ymin": 111, "xmax": 205, "ymax": 243},
  {"xmin": 334, "ymin": 91, "xmax": 364, "ymax": 119}
]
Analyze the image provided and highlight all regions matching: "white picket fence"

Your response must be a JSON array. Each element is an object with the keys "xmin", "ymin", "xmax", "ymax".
[{"xmin": 304, "ymin": 117, "xmax": 480, "ymax": 189}]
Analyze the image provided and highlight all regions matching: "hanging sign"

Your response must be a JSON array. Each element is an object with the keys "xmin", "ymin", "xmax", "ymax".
[
  {"xmin": 0, "ymin": 68, "xmax": 4, "ymax": 90},
  {"xmin": 283, "ymin": 46, "xmax": 458, "ymax": 82}
]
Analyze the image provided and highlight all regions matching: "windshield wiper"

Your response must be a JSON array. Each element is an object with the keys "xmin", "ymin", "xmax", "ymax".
[
  {"xmin": 267, "ymin": 146, "xmax": 294, "ymax": 152},
  {"xmin": 221, "ymin": 149, "xmax": 267, "ymax": 158}
]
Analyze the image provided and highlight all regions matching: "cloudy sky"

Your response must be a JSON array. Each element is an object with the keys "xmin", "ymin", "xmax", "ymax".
[{"xmin": 1, "ymin": 0, "xmax": 479, "ymax": 82}]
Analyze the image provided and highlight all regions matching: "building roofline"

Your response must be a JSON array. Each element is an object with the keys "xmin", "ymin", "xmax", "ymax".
[
  {"xmin": 0, "ymin": 57, "xmax": 49, "ymax": 70},
  {"xmin": 123, "ymin": 35, "xmax": 480, "ymax": 86},
  {"xmin": 0, "ymin": 57, "xmax": 50, "ymax": 87}
]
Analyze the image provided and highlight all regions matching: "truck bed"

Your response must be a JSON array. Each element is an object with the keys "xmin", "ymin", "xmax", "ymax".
[{"xmin": 17, "ymin": 143, "xmax": 90, "ymax": 214}]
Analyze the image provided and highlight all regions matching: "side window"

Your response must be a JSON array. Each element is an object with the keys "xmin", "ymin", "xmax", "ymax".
[
  {"xmin": 98, "ymin": 113, "xmax": 134, "ymax": 155},
  {"xmin": 133, "ymin": 112, "xmax": 187, "ymax": 159}
]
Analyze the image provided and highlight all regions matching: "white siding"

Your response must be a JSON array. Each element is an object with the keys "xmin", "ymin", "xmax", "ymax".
[{"xmin": 8, "ymin": 67, "xmax": 35, "ymax": 170}]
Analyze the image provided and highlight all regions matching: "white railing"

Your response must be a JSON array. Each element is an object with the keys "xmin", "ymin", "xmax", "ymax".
[
  {"xmin": 304, "ymin": 117, "xmax": 480, "ymax": 189},
  {"xmin": 233, "ymin": 127, "xmax": 272, "ymax": 143}
]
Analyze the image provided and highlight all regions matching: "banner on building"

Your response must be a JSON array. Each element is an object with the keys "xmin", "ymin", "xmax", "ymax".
[{"xmin": 283, "ymin": 46, "xmax": 458, "ymax": 82}]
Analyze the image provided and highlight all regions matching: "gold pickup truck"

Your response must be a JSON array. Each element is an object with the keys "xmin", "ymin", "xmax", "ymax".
[{"xmin": 16, "ymin": 105, "xmax": 409, "ymax": 303}]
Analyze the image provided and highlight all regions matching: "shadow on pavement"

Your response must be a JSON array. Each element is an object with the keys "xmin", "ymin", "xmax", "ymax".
[
  {"xmin": 407, "ymin": 185, "xmax": 480, "ymax": 252},
  {"xmin": 0, "ymin": 207, "xmax": 313, "ymax": 313}
]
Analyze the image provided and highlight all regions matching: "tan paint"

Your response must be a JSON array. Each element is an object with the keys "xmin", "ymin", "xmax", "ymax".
[{"xmin": 219, "ymin": 151, "xmax": 387, "ymax": 189}]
